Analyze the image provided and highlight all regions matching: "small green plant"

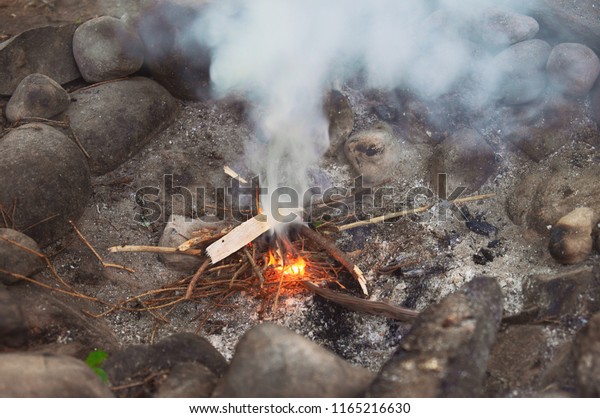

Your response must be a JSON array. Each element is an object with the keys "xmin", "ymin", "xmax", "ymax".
[{"xmin": 85, "ymin": 349, "xmax": 109, "ymax": 384}]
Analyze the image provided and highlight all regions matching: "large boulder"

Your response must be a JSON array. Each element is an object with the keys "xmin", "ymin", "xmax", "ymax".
[
  {"xmin": 66, "ymin": 77, "xmax": 177, "ymax": 175},
  {"xmin": 488, "ymin": 39, "xmax": 552, "ymax": 105},
  {"xmin": 546, "ymin": 43, "xmax": 600, "ymax": 97},
  {"xmin": 5, "ymin": 73, "xmax": 70, "ymax": 123},
  {"xmin": 73, "ymin": 16, "xmax": 144, "ymax": 83},
  {"xmin": 368, "ymin": 277, "xmax": 503, "ymax": 397},
  {"xmin": 136, "ymin": 1, "xmax": 211, "ymax": 99},
  {"xmin": 213, "ymin": 323, "xmax": 374, "ymax": 397},
  {"xmin": 0, "ymin": 123, "xmax": 91, "ymax": 247},
  {"xmin": 0, "ymin": 25, "xmax": 80, "ymax": 95}
]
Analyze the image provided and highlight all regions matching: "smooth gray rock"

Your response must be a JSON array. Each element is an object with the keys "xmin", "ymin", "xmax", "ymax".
[
  {"xmin": 104, "ymin": 333, "xmax": 227, "ymax": 397},
  {"xmin": 5, "ymin": 283, "xmax": 119, "ymax": 358},
  {"xmin": 0, "ymin": 228, "xmax": 44, "ymax": 285},
  {"xmin": 344, "ymin": 122, "xmax": 397, "ymax": 186},
  {"xmin": 156, "ymin": 362, "xmax": 217, "ymax": 398},
  {"xmin": 73, "ymin": 16, "xmax": 144, "ymax": 83},
  {"xmin": 0, "ymin": 25, "xmax": 80, "ymax": 95},
  {"xmin": 523, "ymin": 0, "xmax": 600, "ymax": 56},
  {"xmin": 368, "ymin": 277, "xmax": 503, "ymax": 397},
  {"xmin": 136, "ymin": 2, "xmax": 211, "ymax": 99},
  {"xmin": 213, "ymin": 323, "xmax": 374, "ymax": 398},
  {"xmin": 465, "ymin": 6, "xmax": 539, "ymax": 48},
  {"xmin": 488, "ymin": 39, "xmax": 552, "ymax": 105},
  {"xmin": 430, "ymin": 128, "xmax": 496, "ymax": 194},
  {"xmin": 66, "ymin": 77, "xmax": 177, "ymax": 175},
  {"xmin": 547, "ymin": 43, "xmax": 600, "ymax": 97},
  {"xmin": 5, "ymin": 73, "xmax": 70, "ymax": 123},
  {"xmin": 0, "ymin": 353, "xmax": 113, "ymax": 397},
  {"xmin": 0, "ymin": 123, "xmax": 91, "ymax": 247}
]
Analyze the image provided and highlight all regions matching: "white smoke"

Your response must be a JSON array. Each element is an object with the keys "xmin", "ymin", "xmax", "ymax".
[{"xmin": 191, "ymin": 0, "xmax": 536, "ymax": 229}]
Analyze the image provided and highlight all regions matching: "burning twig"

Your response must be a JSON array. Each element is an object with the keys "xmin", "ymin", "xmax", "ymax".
[
  {"xmin": 300, "ymin": 225, "xmax": 369, "ymax": 296},
  {"xmin": 302, "ymin": 281, "xmax": 418, "ymax": 321},
  {"xmin": 243, "ymin": 247, "xmax": 265, "ymax": 287},
  {"xmin": 336, "ymin": 193, "xmax": 496, "ymax": 231}
]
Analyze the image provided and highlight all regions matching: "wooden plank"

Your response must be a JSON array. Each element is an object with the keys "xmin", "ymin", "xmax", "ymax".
[{"xmin": 205, "ymin": 214, "xmax": 270, "ymax": 263}]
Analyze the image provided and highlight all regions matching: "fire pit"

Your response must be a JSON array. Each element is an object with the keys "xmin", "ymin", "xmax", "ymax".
[{"xmin": 1, "ymin": 0, "xmax": 600, "ymax": 399}]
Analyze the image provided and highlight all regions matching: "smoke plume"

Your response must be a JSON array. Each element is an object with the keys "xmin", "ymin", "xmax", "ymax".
[{"xmin": 191, "ymin": 0, "xmax": 536, "ymax": 229}]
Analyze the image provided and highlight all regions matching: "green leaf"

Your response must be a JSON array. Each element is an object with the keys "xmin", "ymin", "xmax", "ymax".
[
  {"xmin": 85, "ymin": 349, "xmax": 108, "ymax": 368},
  {"xmin": 91, "ymin": 366, "xmax": 110, "ymax": 384}
]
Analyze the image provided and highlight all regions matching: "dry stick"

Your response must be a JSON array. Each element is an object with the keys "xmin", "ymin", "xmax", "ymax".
[
  {"xmin": 21, "ymin": 214, "xmax": 59, "ymax": 233},
  {"xmin": 69, "ymin": 221, "xmax": 135, "ymax": 273},
  {"xmin": 300, "ymin": 225, "xmax": 369, "ymax": 296},
  {"xmin": 336, "ymin": 193, "xmax": 497, "ymax": 232},
  {"xmin": 230, "ymin": 262, "xmax": 249, "ymax": 287},
  {"xmin": 109, "ymin": 244, "xmax": 203, "ymax": 256},
  {"xmin": 302, "ymin": 281, "xmax": 418, "ymax": 322},
  {"xmin": 0, "ymin": 234, "xmax": 77, "ymax": 291},
  {"xmin": 185, "ymin": 259, "xmax": 211, "ymax": 300},
  {"xmin": 243, "ymin": 247, "xmax": 265, "ymax": 287},
  {"xmin": 0, "ymin": 268, "xmax": 108, "ymax": 304}
]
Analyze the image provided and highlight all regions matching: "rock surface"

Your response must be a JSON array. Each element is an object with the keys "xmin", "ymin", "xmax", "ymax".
[
  {"xmin": 66, "ymin": 77, "xmax": 177, "ymax": 175},
  {"xmin": 506, "ymin": 162, "xmax": 600, "ymax": 234},
  {"xmin": 344, "ymin": 122, "xmax": 397, "ymax": 186},
  {"xmin": 574, "ymin": 311, "xmax": 600, "ymax": 396},
  {"xmin": 549, "ymin": 207, "xmax": 595, "ymax": 265},
  {"xmin": 0, "ymin": 353, "xmax": 113, "ymax": 397},
  {"xmin": 367, "ymin": 276, "xmax": 503, "ymax": 397},
  {"xmin": 104, "ymin": 333, "xmax": 227, "ymax": 397},
  {"xmin": 546, "ymin": 43, "xmax": 600, "ymax": 97},
  {"xmin": 158, "ymin": 215, "xmax": 223, "ymax": 272},
  {"xmin": 0, "ymin": 228, "xmax": 45, "ymax": 285},
  {"xmin": 155, "ymin": 362, "xmax": 217, "ymax": 398},
  {"xmin": 5, "ymin": 284, "xmax": 120, "ymax": 357},
  {"xmin": 430, "ymin": 128, "xmax": 496, "ymax": 194},
  {"xmin": 465, "ymin": 6, "xmax": 539, "ymax": 48},
  {"xmin": 0, "ymin": 123, "xmax": 91, "ymax": 247},
  {"xmin": 0, "ymin": 25, "xmax": 80, "ymax": 95},
  {"xmin": 522, "ymin": 266, "xmax": 600, "ymax": 325},
  {"xmin": 324, "ymin": 90, "xmax": 353, "ymax": 155},
  {"xmin": 213, "ymin": 323, "xmax": 374, "ymax": 397},
  {"xmin": 489, "ymin": 39, "xmax": 551, "ymax": 105},
  {"xmin": 484, "ymin": 325, "xmax": 576, "ymax": 396},
  {"xmin": 136, "ymin": 1, "xmax": 211, "ymax": 99},
  {"xmin": 5, "ymin": 73, "xmax": 70, "ymax": 123},
  {"xmin": 73, "ymin": 16, "xmax": 144, "ymax": 83},
  {"xmin": 0, "ymin": 289, "xmax": 26, "ymax": 349}
]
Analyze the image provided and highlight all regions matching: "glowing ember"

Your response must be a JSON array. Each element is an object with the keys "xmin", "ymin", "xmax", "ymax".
[{"xmin": 267, "ymin": 249, "xmax": 307, "ymax": 277}]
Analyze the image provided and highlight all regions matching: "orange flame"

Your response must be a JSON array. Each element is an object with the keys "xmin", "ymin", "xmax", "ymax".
[{"xmin": 267, "ymin": 249, "xmax": 306, "ymax": 277}]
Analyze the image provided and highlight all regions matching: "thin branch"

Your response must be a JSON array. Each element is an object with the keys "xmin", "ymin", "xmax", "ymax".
[
  {"xmin": 243, "ymin": 247, "xmax": 265, "ymax": 287},
  {"xmin": 336, "ymin": 193, "xmax": 496, "ymax": 231},
  {"xmin": 69, "ymin": 220, "xmax": 135, "ymax": 273},
  {"xmin": 185, "ymin": 259, "xmax": 211, "ymax": 300},
  {"xmin": 108, "ymin": 244, "xmax": 202, "ymax": 256},
  {"xmin": 300, "ymin": 225, "xmax": 368, "ymax": 296},
  {"xmin": 302, "ymin": 281, "xmax": 418, "ymax": 322}
]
